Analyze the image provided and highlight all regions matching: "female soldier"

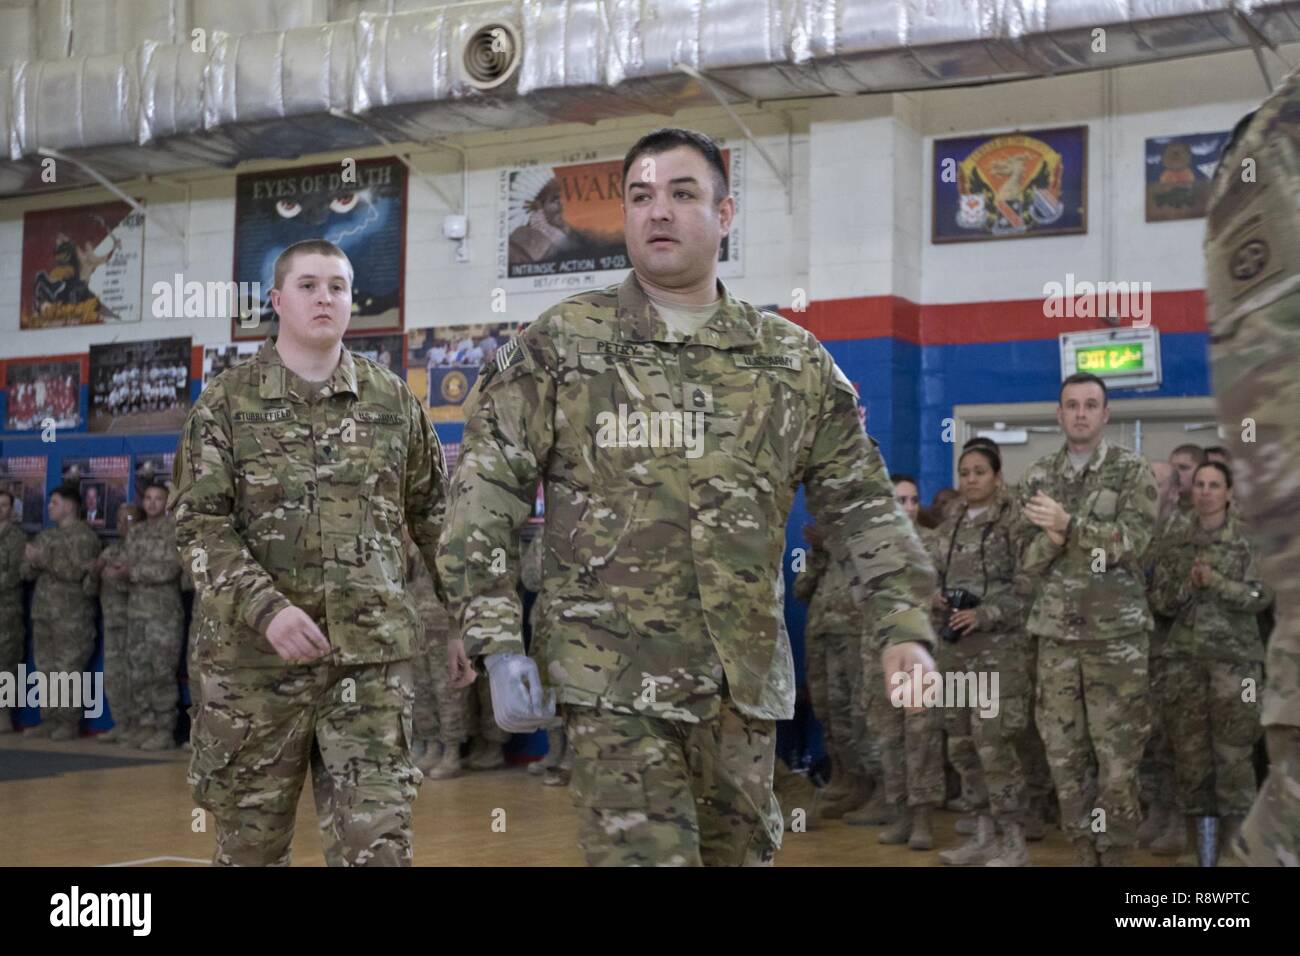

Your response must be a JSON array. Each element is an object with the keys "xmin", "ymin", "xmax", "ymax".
[
  {"xmin": 1150, "ymin": 461, "xmax": 1271, "ymax": 864},
  {"xmin": 860, "ymin": 475, "xmax": 945, "ymax": 850},
  {"xmin": 930, "ymin": 445, "xmax": 1033, "ymax": 866}
]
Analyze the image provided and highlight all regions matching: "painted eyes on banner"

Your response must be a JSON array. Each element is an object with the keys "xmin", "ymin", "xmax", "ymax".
[
  {"xmin": 330, "ymin": 193, "xmax": 359, "ymax": 214},
  {"xmin": 276, "ymin": 199, "xmax": 302, "ymax": 219}
]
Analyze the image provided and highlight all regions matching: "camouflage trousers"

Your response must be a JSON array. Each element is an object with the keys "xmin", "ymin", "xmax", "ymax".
[
  {"xmin": 1160, "ymin": 656, "xmax": 1263, "ymax": 817},
  {"xmin": 0, "ymin": 598, "xmax": 23, "ymax": 728},
  {"xmin": 940, "ymin": 633, "xmax": 1033, "ymax": 822},
  {"xmin": 1210, "ymin": 266, "xmax": 1300, "ymax": 864},
  {"xmin": 1036, "ymin": 635, "xmax": 1150, "ymax": 850},
  {"xmin": 101, "ymin": 602, "xmax": 134, "ymax": 732},
  {"xmin": 467, "ymin": 674, "xmax": 509, "ymax": 745},
  {"xmin": 1021, "ymin": 637, "xmax": 1054, "ymax": 805},
  {"xmin": 189, "ymin": 659, "xmax": 420, "ymax": 867},
  {"xmin": 807, "ymin": 630, "xmax": 875, "ymax": 780},
  {"xmin": 411, "ymin": 626, "xmax": 468, "ymax": 747},
  {"xmin": 127, "ymin": 589, "xmax": 184, "ymax": 735},
  {"xmin": 1232, "ymin": 726, "xmax": 1300, "ymax": 866},
  {"xmin": 1140, "ymin": 654, "xmax": 1177, "ymax": 812},
  {"xmin": 31, "ymin": 616, "xmax": 95, "ymax": 735},
  {"xmin": 566, "ymin": 700, "xmax": 784, "ymax": 866},
  {"xmin": 863, "ymin": 643, "xmax": 944, "ymax": 808}
]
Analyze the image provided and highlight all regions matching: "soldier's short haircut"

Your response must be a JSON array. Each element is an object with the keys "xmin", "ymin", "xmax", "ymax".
[
  {"xmin": 622, "ymin": 128, "xmax": 730, "ymax": 204},
  {"xmin": 272, "ymin": 239, "xmax": 354, "ymax": 290},
  {"xmin": 889, "ymin": 473, "xmax": 918, "ymax": 489},
  {"xmin": 1169, "ymin": 443, "xmax": 1205, "ymax": 463},
  {"xmin": 1204, "ymin": 445, "xmax": 1232, "ymax": 462},
  {"xmin": 143, "ymin": 482, "xmax": 169, "ymax": 496},
  {"xmin": 1195, "ymin": 460, "xmax": 1233, "ymax": 489},
  {"xmin": 960, "ymin": 444, "xmax": 1002, "ymax": 474},
  {"xmin": 1059, "ymin": 372, "xmax": 1109, "ymax": 406},
  {"xmin": 50, "ymin": 483, "xmax": 80, "ymax": 508}
]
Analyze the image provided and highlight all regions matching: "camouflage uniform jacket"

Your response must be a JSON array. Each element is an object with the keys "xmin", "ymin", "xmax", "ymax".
[
  {"xmin": 436, "ymin": 273, "xmax": 936, "ymax": 723},
  {"xmin": 126, "ymin": 515, "xmax": 182, "ymax": 591},
  {"xmin": 928, "ymin": 487, "xmax": 1028, "ymax": 655},
  {"xmin": 793, "ymin": 537, "xmax": 859, "ymax": 638},
  {"xmin": 20, "ymin": 520, "xmax": 101, "ymax": 622},
  {"xmin": 1149, "ymin": 510, "xmax": 1272, "ymax": 663},
  {"xmin": 0, "ymin": 522, "xmax": 27, "ymax": 603},
  {"xmin": 170, "ymin": 338, "xmax": 448, "ymax": 668},
  {"xmin": 98, "ymin": 539, "xmax": 130, "ymax": 616},
  {"xmin": 1014, "ymin": 439, "xmax": 1158, "ymax": 641}
]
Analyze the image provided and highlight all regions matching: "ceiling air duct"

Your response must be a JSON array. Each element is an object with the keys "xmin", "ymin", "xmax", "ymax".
[{"xmin": 461, "ymin": 21, "xmax": 522, "ymax": 91}]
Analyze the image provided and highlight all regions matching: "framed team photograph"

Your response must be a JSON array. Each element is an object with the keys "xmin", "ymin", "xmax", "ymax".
[
  {"xmin": 344, "ymin": 333, "xmax": 405, "ymax": 377},
  {"xmin": 201, "ymin": 343, "xmax": 261, "ymax": 391},
  {"xmin": 933, "ymin": 125, "xmax": 1088, "ymax": 243},
  {"xmin": 88, "ymin": 338, "xmax": 192, "ymax": 434},
  {"xmin": 3, "ymin": 358, "xmax": 82, "ymax": 432}
]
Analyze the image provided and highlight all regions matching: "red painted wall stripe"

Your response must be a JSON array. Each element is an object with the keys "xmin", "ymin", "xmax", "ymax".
[{"xmin": 782, "ymin": 289, "xmax": 1207, "ymax": 345}]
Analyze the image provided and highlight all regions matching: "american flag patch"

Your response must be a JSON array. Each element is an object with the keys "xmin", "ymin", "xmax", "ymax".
[{"xmin": 495, "ymin": 339, "xmax": 522, "ymax": 373}]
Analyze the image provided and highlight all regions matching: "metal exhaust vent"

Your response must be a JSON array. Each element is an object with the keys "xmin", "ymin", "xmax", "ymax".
[{"xmin": 462, "ymin": 21, "xmax": 521, "ymax": 91}]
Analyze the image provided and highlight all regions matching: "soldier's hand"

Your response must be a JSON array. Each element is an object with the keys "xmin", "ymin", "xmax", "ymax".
[
  {"xmin": 448, "ymin": 638, "xmax": 476, "ymax": 688},
  {"xmin": 23, "ymin": 543, "xmax": 42, "ymax": 566},
  {"xmin": 265, "ymin": 605, "xmax": 331, "ymax": 663},
  {"xmin": 1024, "ymin": 492, "xmax": 1069, "ymax": 535},
  {"xmin": 881, "ymin": 641, "xmax": 937, "ymax": 715},
  {"xmin": 948, "ymin": 608, "xmax": 979, "ymax": 634}
]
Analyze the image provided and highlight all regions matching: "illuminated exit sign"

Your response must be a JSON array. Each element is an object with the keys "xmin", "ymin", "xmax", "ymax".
[
  {"xmin": 1075, "ymin": 342, "xmax": 1145, "ymax": 374},
  {"xmin": 1059, "ymin": 328, "xmax": 1161, "ymax": 389}
]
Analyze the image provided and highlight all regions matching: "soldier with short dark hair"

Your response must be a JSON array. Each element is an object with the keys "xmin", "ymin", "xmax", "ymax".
[
  {"xmin": 122, "ymin": 483, "xmax": 185, "ymax": 750},
  {"xmin": 0, "ymin": 490, "xmax": 27, "ymax": 733},
  {"xmin": 437, "ymin": 127, "xmax": 938, "ymax": 866},
  {"xmin": 20, "ymin": 485, "xmax": 101, "ymax": 740},
  {"xmin": 171, "ymin": 238, "xmax": 448, "ymax": 866},
  {"xmin": 1015, "ymin": 372, "xmax": 1158, "ymax": 866}
]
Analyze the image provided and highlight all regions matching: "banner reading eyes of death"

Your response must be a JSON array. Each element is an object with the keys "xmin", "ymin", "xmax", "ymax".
[{"xmin": 496, "ymin": 146, "xmax": 744, "ymax": 293}]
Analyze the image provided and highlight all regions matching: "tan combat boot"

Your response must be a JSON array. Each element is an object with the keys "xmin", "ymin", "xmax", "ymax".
[
  {"xmin": 139, "ymin": 729, "xmax": 175, "ymax": 751},
  {"xmin": 424, "ymin": 744, "xmax": 463, "ymax": 780},
  {"xmin": 986, "ymin": 820, "xmax": 1030, "ymax": 867},
  {"xmin": 466, "ymin": 737, "xmax": 505, "ymax": 771},
  {"xmin": 1137, "ymin": 801, "xmax": 1172, "ymax": 847},
  {"xmin": 878, "ymin": 805, "xmax": 912, "ymax": 845},
  {"xmin": 908, "ymin": 805, "xmax": 935, "ymax": 850},
  {"xmin": 843, "ymin": 785, "xmax": 895, "ymax": 826},
  {"xmin": 939, "ymin": 814, "xmax": 996, "ymax": 865}
]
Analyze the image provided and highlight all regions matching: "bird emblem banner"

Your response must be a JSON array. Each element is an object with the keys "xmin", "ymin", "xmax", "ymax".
[{"xmin": 933, "ymin": 126, "xmax": 1087, "ymax": 243}]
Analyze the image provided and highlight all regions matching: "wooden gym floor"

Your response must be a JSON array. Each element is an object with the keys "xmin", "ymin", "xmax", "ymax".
[{"xmin": 0, "ymin": 734, "xmax": 1175, "ymax": 867}]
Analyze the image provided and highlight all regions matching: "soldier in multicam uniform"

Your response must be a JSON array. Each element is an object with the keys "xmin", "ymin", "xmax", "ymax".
[
  {"xmin": 1204, "ymin": 68, "xmax": 1300, "ymax": 867},
  {"xmin": 0, "ymin": 490, "xmax": 28, "ymax": 733},
  {"xmin": 1138, "ymin": 449, "xmax": 1202, "ymax": 855},
  {"xmin": 20, "ymin": 485, "xmax": 102, "ymax": 740},
  {"xmin": 856, "ymin": 475, "xmax": 945, "ymax": 849},
  {"xmin": 930, "ymin": 446, "xmax": 1033, "ymax": 866},
  {"xmin": 521, "ymin": 530, "xmax": 573, "ymax": 786},
  {"xmin": 1149, "ymin": 460, "xmax": 1270, "ymax": 864},
  {"xmin": 406, "ymin": 538, "xmax": 467, "ymax": 780},
  {"xmin": 122, "ymin": 484, "xmax": 186, "ymax": 750},
  {"xmin": 1015, "ymin": 372, "xmax": 1158, "ymax": 866},
  {"xmin": 437, "ymin": 128, "xmax": 938, "ymax": 866},
  {"xmin": 796, "ymin": 522, "xmax": 874, "ymax": 824},
  {"xmin": 93, "ymin": 502, "xmax": 142, "ymax": 743},
  {"xmin": 170, "ymin": 239, "xmax": 447, "ymax": 867}
]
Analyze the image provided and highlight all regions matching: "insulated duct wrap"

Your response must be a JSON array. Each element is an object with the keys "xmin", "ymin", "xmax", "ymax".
[{"xmin": 1, "ymin": 0, "xmax": 1299, "ymax": 195}]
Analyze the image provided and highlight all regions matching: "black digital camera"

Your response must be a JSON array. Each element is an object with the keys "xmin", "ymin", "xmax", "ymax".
[{"xmin": 939, "ymin": 588, "xmax": 982, "ymax": 643}]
